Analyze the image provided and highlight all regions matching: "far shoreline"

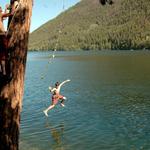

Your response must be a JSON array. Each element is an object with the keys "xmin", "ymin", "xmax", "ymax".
[{"xmin": 28, "ymin": 49, "xmax": 150, "ymax": 52}]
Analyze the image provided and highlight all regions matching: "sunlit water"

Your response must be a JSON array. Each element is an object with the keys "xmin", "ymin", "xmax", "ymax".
[{"xmin": 20, "ymin": 51, "xmax": 150, "ymax": 150}]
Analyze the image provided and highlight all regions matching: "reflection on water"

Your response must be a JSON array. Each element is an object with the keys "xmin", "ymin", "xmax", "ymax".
[
  {"xmin": 20, "ymin": 51, "xmax": 150, "ymax": 150},
  {"xmin": 45, "ymin": 119, "xmax": 64, "ymax": 148}
]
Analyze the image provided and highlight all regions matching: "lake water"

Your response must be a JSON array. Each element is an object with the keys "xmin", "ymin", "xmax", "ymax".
[{"xmin": 20, "ymin": 51, "xmax": 150, "ymax": 150}]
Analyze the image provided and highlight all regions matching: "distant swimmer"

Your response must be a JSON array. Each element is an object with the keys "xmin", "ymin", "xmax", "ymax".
[{"xmin": 43, "ymin": 79, "xmax": 71, "ymax": 116}]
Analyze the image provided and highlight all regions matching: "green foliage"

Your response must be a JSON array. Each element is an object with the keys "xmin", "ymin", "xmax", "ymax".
[{"xmin": 29, "ymin": 0, "xmax": 150, "ymax": 51}]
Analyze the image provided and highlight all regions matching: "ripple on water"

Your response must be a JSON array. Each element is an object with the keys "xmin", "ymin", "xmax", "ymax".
[{"xmin": 20, "ymin": 51, "xmax": 150, "ymax": 150}]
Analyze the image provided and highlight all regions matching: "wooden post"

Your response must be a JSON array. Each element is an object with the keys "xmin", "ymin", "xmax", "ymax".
[{"xmin": 0, "ymin": 0, "xmax": 33, "ymax": 150}]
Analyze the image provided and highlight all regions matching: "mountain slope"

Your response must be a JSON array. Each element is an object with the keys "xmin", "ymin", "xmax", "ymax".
[{"xmin": 29, "ymin": 0, "xmax": 150, "ymax": 50}]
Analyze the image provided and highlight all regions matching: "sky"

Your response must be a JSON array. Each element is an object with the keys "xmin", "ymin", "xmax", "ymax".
[{"xmin": 0, "ymin": 0, "xmax": 80, "ymax": 32}]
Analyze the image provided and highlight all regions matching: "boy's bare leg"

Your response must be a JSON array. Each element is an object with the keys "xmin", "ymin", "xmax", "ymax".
[
  {"xmin": 60, "ymin": 97, "xmax": 67, "ymax": 107},
  {"xmin": 60, "ymin": 103, "xmax": 65, "ymax": 107},
  {"xmin": 43, "ymin": 104, "xmax": 55, "ymax": 116},
  {"xmin": 1, "ymin": 60, "xmax": 6, "ymax": 75},
  {"xmin": 0, "ymin": 63, "xmax": 2, "ymax": 74}
]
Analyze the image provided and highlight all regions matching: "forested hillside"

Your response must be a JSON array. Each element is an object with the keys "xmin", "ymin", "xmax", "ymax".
[{"xmin": 29, "ymin": 0, "xmax": 150, "ymax": 50}]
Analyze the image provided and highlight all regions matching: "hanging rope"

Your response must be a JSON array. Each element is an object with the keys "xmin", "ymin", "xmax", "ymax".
[
  {"xmin": 50, "ymin": 0, "xmax": 65, "ymax": 60},
  {"xmin": 40, "ymin": 0, "xmax": 66, "ymax": 80}
]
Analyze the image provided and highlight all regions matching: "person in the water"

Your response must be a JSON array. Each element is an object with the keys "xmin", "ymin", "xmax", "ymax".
[{"xmin": 43, "ymin": 79, "xmax": 71, "ymax": 116}]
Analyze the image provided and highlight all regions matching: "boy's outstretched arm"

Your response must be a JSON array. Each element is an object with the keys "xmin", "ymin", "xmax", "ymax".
[
  {"xmin": 2, "ymin": 12, "xmax": 12, "ymax": 18},
  {"xmin": 59, "ymin": 79, "xmax": 71, "ymax": 87},
  {"xmin": 58, "ymin": 79, "xmax": 71, "ymax": 91}
]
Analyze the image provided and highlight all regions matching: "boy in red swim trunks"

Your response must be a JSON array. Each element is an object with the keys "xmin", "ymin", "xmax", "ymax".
[
  {"xmin": 0, "ymin": 6, "xmax": 10, "ymax": 75},
  {"xmin": 0, "ymin": 2, "xmax": 18, "ymax": 75},
  {"xmin": 43, "ymin": 79, "xmax": 70, "ymax": 116}
]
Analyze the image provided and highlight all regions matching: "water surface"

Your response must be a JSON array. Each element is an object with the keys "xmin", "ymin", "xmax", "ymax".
[{"xmin": 20, "ymin": 51, "xmax": 150, "ymax": 150}]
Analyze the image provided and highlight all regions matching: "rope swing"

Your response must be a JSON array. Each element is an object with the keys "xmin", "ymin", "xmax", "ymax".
[{"xmin": 40, "ymin": 0, "xmax": 66, "ymax": 80}]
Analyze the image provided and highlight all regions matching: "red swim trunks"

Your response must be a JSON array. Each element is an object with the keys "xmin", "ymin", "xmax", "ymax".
[{"xmin": 52, "ymin": 94, "xmax": 64, "ymax": 105}]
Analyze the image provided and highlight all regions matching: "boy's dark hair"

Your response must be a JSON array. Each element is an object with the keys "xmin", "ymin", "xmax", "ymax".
[{"xmin": 55, "ymin": 82, "xmax": 59, "ymax": 87}]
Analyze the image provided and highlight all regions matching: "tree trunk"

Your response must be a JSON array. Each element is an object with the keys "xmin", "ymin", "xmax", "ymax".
[{"xmin": 0, "ymin": 0, "xmax": 33, "ymax": 150}]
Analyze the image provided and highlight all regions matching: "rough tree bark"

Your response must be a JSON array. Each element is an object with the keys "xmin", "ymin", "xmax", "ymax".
[{"xmin": 0, "ymin": 0, "xmax": 33, "ymax": 150}]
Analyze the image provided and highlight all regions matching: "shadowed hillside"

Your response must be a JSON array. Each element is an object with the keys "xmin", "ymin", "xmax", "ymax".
[{"xmin": 29, "ymin": 0, "xmax": 150, "ymax": 50}]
